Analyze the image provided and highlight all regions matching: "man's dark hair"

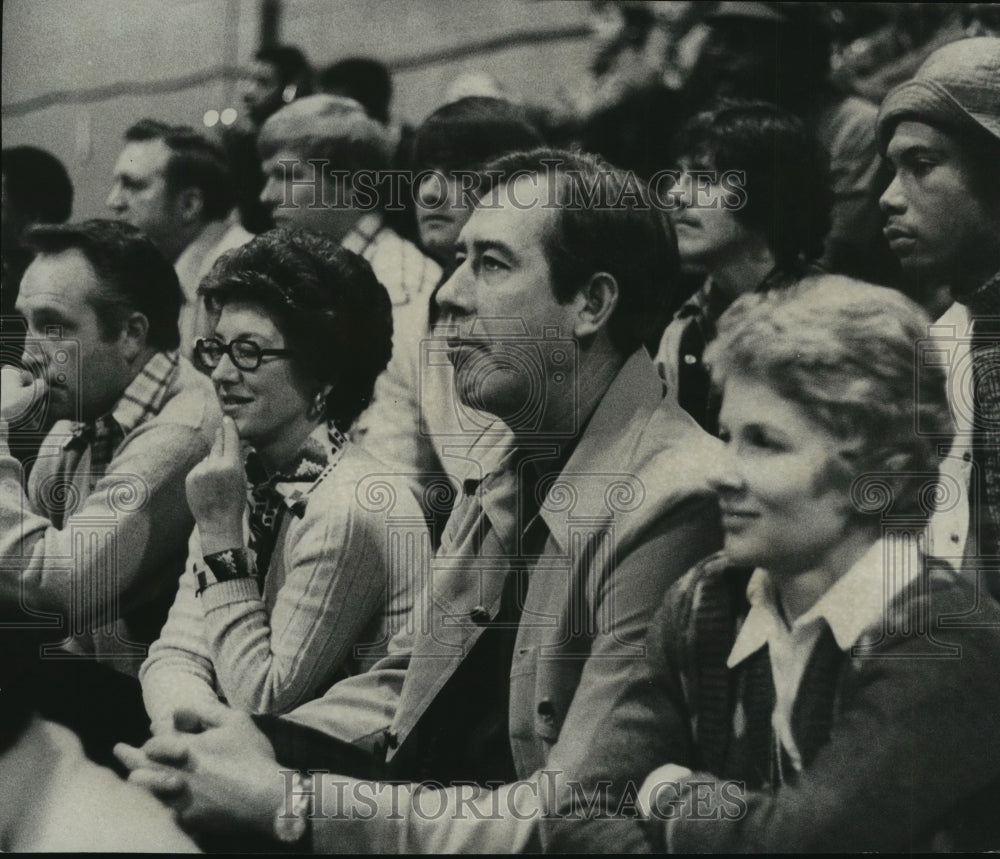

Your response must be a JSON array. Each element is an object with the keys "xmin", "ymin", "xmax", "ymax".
[
  {"xmin": 23, "ymin": 219, "xmax": 181, "ymax": 350},
  {"xmin": 124, "ymin": 119, "xmax": 235, "ymax": 221},
  {"xmin": 411, "ymin": 97, "xmax": 544, "ymax": 174},
  {"xmin": 672, "ymin": 100, "xmax": 832, "ymax": 269},
  {"xmin": 477, "ymin": 148, "xmax": 679, "ymax": 356},
  {"xmin": 199, "ymin": 229, "xmax": 393, "ymax": 431},
  {"xmin": 1, "ymin": 146, "xmax": 74, "ymax": 225},
  {"xmin": 319, "ymin": 57, "xmax": 393, "ymax": 125},
  {"xmin": 256, "ymin": 45, "xmax": 315, "ymax": 96}
]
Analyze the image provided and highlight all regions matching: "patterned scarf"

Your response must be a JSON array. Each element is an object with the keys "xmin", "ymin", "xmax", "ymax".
[{"xmin": 242, "ymin": 423, "xmax": 347, "ymax": 588}]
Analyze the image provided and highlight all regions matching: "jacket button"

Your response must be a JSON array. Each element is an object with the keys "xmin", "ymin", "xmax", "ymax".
[
  {"xmin": 537, "ymin": 700, "xmax": 556, "ymax": 721},
  {"xmin": 469, "ymin": 605, "xmax": 491, "ymax": 625},
  {"xmin": 683, "ymin": 353, "xmax": 698, "ymax": 365},
  {"xmin": 963, "ymin": 451, "xmax": 973, "ymax": 462}
]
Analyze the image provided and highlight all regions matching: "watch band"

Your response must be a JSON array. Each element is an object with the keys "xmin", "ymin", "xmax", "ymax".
[{"xmin": 203, "ymin": 547, "xmax": 256, "ymax": 581}]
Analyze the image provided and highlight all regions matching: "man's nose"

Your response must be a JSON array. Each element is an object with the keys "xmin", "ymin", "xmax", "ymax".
[
  {"xmin": 417, "ymin": 172, "xmax": 447, "ymax": 209},
  {"xmin": 672, "ymin": 170, "xmax": 696, "ymax": 210},
  {"xmin": 259, "ymin": 175, "xmax": 282, "ymax": 208},
  {"xmin": 434, "ymin": 263, "xmax": 473, "ymax": 322},
  {"xmin": 879, "ymin": 171, "xmax": 905, "ymax": 216},
  {"xmin": 106, "ymin": 182, "xmax": 125, "ymax": 212}
]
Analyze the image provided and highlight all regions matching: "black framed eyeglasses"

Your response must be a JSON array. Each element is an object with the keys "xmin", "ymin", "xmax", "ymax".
[{"xmin": 194, "ymin": 337, "xmax": 295, "ymax": 371}]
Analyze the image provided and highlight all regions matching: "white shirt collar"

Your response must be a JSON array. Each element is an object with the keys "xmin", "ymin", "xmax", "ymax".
[{"xmin": 728, "ymin": 536, "xmax": 922, "ymax": 667}]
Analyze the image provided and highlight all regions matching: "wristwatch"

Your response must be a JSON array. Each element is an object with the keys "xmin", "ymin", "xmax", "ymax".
[{"xmin": 273, "ymin": 772, "xmax": 313, "ymax": 845}]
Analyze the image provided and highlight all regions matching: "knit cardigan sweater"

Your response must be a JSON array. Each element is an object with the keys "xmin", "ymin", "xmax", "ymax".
[{"xmin": 544, "ymin": 551, "xmax": 1000, "ymax": 853}]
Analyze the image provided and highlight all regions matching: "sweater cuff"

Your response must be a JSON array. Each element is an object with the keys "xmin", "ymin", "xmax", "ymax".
[
  {"xmin": 200, "ymin": 575, "xmax": 262, "ymax": 610},
  {"xmin": 197, "ymin": 547, "xmax": 258, "ymax": 595}
]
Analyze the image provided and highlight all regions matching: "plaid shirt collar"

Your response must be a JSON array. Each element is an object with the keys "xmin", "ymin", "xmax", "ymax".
[
  {"xmin": 109, "ymin": 350, "xmax": 179, "ymax": 436},
  {"xmin": 64, "ymin": 351, "xmax": 179, "ymax": 469},
  {"xmin": 341, "ymin": 212, "xmax": 384, "ymax": 256}
]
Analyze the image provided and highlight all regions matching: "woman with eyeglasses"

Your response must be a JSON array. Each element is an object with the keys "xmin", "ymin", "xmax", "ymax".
[
  {"xmin": 140, "ymin": 229, "xmax": 424, "ymax": 735},
  {"xmin": 546, "ymin": 277, "xmax": 1000, "ymax": 851}
]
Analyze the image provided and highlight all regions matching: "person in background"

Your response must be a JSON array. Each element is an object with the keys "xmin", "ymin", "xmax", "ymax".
[
  {"xmin": 410, "ymin": 97, "xmax": 544, "ymax": 269},
  {"xmin": 361, "ymin": 97, "xmax": 545, "ymax": 530},
  {"xmin": 832, "ymin": 3, "xmax": 991, "ymax": 105},
  {"xmin": 106, "ymin": 119, "xmax": 252, "ymax": 359},
  {"xmin": 243, "ymin": 46, "xmax": 315, "ymax": 129},
  {"xmin": 548, "ymin": 277, "xmax": 1000, "ymax": 852},
  {"xmin": 569, "ymin": 1, "xmax": 686, "ymax": 183},
  {"xmin": 226, "ymin": 45, "xmax": 315, "ymax": 234},
  {"xmin": 1, "ymin": 146, "xmax": 75, "ymax": 464},
  {"xmin": 256, "ymin": 94, "xmax": 439, "ymax": 302},
  {"xmin": 2, "ymin": 146, "xmax": 74, "ymax": 323},
  {"xmin": 255, "ymin": 94, "xmax": 443, "ymax": 517},
  {"xmin": 876, "ymin": 37, "xmax": 1000, "ymax": 597},
  {"xmin": 140, "ymin": 229, "xmax": 422, "ymax": 734},
  {"xmin": 653, "ymin": 100, "xmax": 831, "ymax": 432},
  {"xmin": 318, "ymin": 56, "xmax": 420, "ymax": 245},
  {"xmin": 319, "ymin": 57, "xmax": 393, "ymax": 127},
  {"xmin": 683, "ymin": 1, "xmax": 897, "ymax": 286},
  {"xmin": 0, "ymin": 220, "xmax": 220, "ymax": 765}
]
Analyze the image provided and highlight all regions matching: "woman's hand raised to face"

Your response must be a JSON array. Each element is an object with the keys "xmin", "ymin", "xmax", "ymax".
[{"xmin": 186, "ymin": 416, "xmax": 247, "ymax": 555}]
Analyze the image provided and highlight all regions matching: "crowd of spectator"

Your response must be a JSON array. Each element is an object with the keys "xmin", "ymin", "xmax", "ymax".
[{"xmin": 1, "ymin": 2, "xmax": 998, "ymax": 852}]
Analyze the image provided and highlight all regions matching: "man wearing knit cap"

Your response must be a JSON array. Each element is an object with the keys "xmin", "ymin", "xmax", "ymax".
[{"xmin": 877, "ymin": 37, "xmax": 1000, "ymax": 595}]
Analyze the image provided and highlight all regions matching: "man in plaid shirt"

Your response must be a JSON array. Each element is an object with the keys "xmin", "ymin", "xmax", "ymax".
[{"xmin": 0, "ymin": 219, "xmax": 220, "ymax": 761}]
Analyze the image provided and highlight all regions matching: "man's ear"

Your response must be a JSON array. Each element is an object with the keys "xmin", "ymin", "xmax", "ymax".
[
  {"xmin": 573, "ymin": 272, "xmax": 619, "ymax": 339},
  {"xmin": 178, "ymin": 186, "xmax": 205, "ymax": 225},
  {"xmin": 121, "ymin": 312, "xmax": 150, "ymax": 361}
]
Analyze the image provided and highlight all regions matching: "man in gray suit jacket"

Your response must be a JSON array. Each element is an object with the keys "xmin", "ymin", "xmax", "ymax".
[{"xmin": 116, "ymin": 149, "xmax": 723, "ymax": 852}]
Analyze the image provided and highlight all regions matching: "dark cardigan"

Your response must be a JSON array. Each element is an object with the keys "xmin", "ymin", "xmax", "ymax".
[{"xmin": 544, "ymin": 551, "xmax": 1000, "ymax": 853}]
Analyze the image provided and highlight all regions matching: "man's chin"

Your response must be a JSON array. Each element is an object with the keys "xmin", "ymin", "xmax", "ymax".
[{"xmin": 898, "ymin": 255, "xmax": 948, "ymax": 290}]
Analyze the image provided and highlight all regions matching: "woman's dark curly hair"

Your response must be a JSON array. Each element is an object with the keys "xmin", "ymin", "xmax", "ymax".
[{"xmin": 199, "ymin": 229, "xmax": 393, "ymax": 432}]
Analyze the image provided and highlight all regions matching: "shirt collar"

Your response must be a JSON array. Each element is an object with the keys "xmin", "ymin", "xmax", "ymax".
[
  {"xmin": 728, "ymin": 537, "xmax": 922, "ymax": 666},
  {"xmin": 71, "ymin": 350, "xmax": 177, "ymax": 442},
  {"xmin": 341, "ymin": 212, "xmax": 384, "ymax": 255},
  {"xmin": 726, "ymin": 568, "xmax": 781, "ymax": 667}
]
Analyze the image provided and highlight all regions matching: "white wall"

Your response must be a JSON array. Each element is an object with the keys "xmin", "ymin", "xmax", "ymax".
[{"xmin": 2, "ymin": 0, "xmax": 591, "ymax": 221}]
